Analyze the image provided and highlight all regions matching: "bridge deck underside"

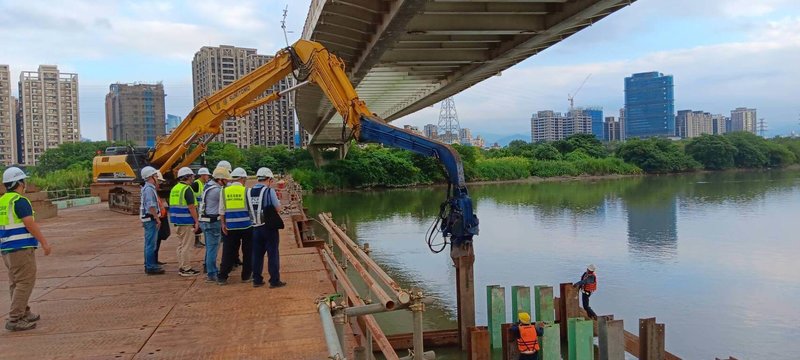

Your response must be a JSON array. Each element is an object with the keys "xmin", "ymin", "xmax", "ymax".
[{"xmin": 297, "ymin": 0, "xmax": 635, "ymax": 146}]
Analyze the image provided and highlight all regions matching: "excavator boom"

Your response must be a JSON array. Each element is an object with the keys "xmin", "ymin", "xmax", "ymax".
[{"xmin": 93, "ymin": 40, "xmax": 478, "ymax": 246}]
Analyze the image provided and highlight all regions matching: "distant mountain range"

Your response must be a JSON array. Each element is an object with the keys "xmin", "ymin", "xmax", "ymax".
[{"xmin": 479, "ymin": 133, "xmax": 529, "ymax": 147}]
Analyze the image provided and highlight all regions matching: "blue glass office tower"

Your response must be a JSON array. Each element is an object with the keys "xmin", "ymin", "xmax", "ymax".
[
  {"xmin": 624, "ymin": 72, "xmax": 674, "ymax": 138},
  {"xmin": 583, "ymin": 107, "xmax": 604, "ymax": 139}
]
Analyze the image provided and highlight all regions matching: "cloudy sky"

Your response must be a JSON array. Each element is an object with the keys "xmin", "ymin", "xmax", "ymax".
[{"xmin": 2, "ymin": 0, "xmax": 799, "ymax": 141}]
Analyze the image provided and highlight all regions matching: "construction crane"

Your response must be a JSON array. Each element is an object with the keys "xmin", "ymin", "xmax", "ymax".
[
  {"xmin": 568, "ymin": 74, "xmax": 592, "ymax": 110},
  {"xmin": 92, "ymin": 39, "xmax": 479, "ymax": 250}
]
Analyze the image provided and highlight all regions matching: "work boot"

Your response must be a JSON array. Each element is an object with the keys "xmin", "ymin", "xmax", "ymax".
[
  {"xmin": 5, "ymin": 319, "xmax": 37, "ymax": 331},
  {"xmin": 24, "ymin": 311, "xmax": 40, "ymax": 322}
]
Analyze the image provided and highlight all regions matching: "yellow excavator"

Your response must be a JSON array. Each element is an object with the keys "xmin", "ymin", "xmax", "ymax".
[{"xmin": 92, "ymin": 40, "xmax": 478, "ymax": 248}]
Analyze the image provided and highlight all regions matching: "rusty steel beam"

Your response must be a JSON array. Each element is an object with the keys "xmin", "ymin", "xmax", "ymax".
[
  {"xmin": 320, "ymin": 247, "xmax": 399, "ymax": 360},
  {"xmin": 321, "ymin": 213, "xmax": 411, "ymax": 304},
  {"xmin": 318, "ymin": 217, "xmax": 396, "ymax": 310},
  {"xmin": 623, "ymin": 329, "xmax": 681, "ymax": 360},
  {"xmin": 379, "ymin": 329, "xmax": 460, "ymax": 350},
  {"xmin": 467, "ymin": 326, "xmax": 491, "ymax": 360}
]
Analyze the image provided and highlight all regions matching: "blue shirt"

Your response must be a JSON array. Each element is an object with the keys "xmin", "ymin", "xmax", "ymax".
[
  {"xmin": 13, "ymin": 193, "xmax": 33, "ymax": 219},
  {"xmin": 142, "ymin": 182, "xmax": 159, "ymax": 213},
  {"xmin": 251, "ymin": 184, "xmax": 280, "ymax": 209}
]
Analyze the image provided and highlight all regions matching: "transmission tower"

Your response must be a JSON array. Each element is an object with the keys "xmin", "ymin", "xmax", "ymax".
[
  {"xmin": 758, "ymin": 118, "xmax": 768, "ymax": 138},
  {"xmin": 437, "ymin": 97, "xmax": 461, "ymax": 144}
]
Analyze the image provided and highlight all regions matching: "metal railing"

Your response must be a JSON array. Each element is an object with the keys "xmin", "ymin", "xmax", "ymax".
[
  {"xmin": 317, "ymin": 212, "xmax": 435, "ymax": 360},
  {"xmin": 45, "ymin": 187, "xmax": 92, "ymax": 201}
]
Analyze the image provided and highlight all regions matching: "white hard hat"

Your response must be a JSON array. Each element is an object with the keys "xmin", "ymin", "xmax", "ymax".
[
  {"xmin": 198, "ymin": 167, "xmax": 211, "ymax": 176},
  {"xmin": 231, "ymin": 167, "xmax": 247, "ymax": 178},
  {"xmin": 217, "ymin": 160, "xmax": 232, "ymax": 171},
  {"xmin": 587, "ymin": 264, "xmax": 597, "ymax": 272},
  {"xmin": 2, "ymin": 167, "xmax": 27, "ymax": 183},
  {"xmin": 177, "ymin": 167, "xmax": 194, "ymax": 178},
  {"xmin": 140, "ymin": 166, "xmax": 158, "ymax": 180},
  {"xmin": 256, "ymin": 167, "xmax": 274, "ymax": 178}
]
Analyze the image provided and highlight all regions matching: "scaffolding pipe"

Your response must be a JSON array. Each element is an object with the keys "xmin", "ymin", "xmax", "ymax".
[
  {"xmin": 334, "ymin": 310, "xmax": 347, "ymax": 356},
  {"xmin": 345, "ymin": 303, "xmax": 389, "ymax": 317},
  {"xmin": 319, "ymin": 217, "xmax": 397, "ymax": 310},
  {"xmin": 320, "ymin": 248, "xmax": 399, "ymax": 359},
  {"xmin": 318, "ymin": 300, "xmax": 346, "ymax": 360},
  {"xmin": 321, "ymin": 213, "xmax": 411, "ymax": 304}
]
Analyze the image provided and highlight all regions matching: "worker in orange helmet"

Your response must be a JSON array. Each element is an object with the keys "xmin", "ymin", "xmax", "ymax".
[
  {"xmin": 573, "ymin": 264, "xmax": 598, "ymax": 320},
  {"xmin": 509, "ymin": 312, "xmax": 543, "ymax": 360}
]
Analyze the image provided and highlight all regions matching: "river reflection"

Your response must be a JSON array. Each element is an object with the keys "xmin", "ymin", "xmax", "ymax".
[{"xmin": 306, "ymin": 170, "xmax": 800, "ymax": 359}]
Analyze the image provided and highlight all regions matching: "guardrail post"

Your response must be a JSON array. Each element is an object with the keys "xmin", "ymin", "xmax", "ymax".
[
  {"xmin": 534, "ymin": 285, "xmax": 555, "ymax": 323},
  {"xmin": 568, "ymin": 317, "xmax": 594, "ymax": 360},
  {"xmin": 511, "ymin": 285, "xmax": 531, "ymax": 324},
  {"xmin": 486, "ymin": 285, "xmax": 506, "ymax": 349}
]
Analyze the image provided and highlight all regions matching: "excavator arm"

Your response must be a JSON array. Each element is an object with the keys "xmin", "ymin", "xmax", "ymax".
[{"xmin": 94, "ymin": 40, "xmax": 478, "ymax": 246}]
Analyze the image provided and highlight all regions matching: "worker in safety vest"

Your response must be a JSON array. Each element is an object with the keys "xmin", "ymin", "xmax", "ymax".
[
  {"xmin": 199, "ymin": 167, "xmax": 229, "ymax": 283},
  {"xmin": 509, "ymin": 312, "xmax": 543, "ymax": 360},
  {"xmin": 573, "ymin": 264, "xmax": 598, "ymax": 319},
  {"xmin": 1, "ymin": 167, "xmax": 52, "ymax": 331},
  {"xmin": 248, "ymin": 167, "xmax": 286, "ymax": 288},
  {"xmin": 217, "ymin": 167, "xmax": 253, "ymax": 285},
  {"xmin": 191, "ymin": 167, "xmax": 210, "ymax": 249},
  {"xmin": 169, "ymin": 167, "xmax": 200, "ymax": 277},
  {"xmin": 139, "ymin": 166, "xmax": 165, "ymax": 275}
]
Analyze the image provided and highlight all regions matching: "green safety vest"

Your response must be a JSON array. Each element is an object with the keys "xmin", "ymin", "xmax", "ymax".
[
  {"xmin": 223, "ymin": 184, "xmax": 251, "ymax": 230},
  {"xmin": 169, "ymin": 183, "xmax": 194, "ymax": 226},
  {"xmin": 0, "ymin": 192, "xmax": 37, "ymax": 252}
]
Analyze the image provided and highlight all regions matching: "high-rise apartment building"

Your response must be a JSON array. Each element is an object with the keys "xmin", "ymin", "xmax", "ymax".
[
  {"xmin": 0, "ymin": 65, "xmax": 17, "ymax": 165},
  {"xmin": 624, "ymin": 72, "xmax": 675, "ymax": 138},
  {"xmin": 459, "ymin": 128, "xmax": 473, "ymax": 145},
  {"xmin": 18, "ymin": 65, "xmax": 80, "ymax": 165},
  {"xmin": 192, "ymin": 45, "xmax": 295, "ymax": 149},
  {"xmin": 604, "ymin": 116, "xmax": 621, "ymax": 142},
  {"xmin": 730, "ymin": 107, "xmax": 757, "ymax": 134},
  {"xmin": 473, "ymin": 135, "xmax": 485, "ymax": 148},
  {"xmin": 618, "ymin": 108, "xmax": 626, "ymax": 140},
  {"xmin": 712, "ymin": 114, "xmax": 727, "ymax": 135},
  {"xmin": 166, "ymin": 114, "xmax": 182, "ymax": 134},
  {"xmin": 423, "ymin": 124, "xmax": 438, "ymax": 140},
  {"xmin": 676, "ymin": 110, "xmax": 713, "ymax": 138},
  {"xmin": 530, "ymin": 110, "xmax": 592, "ymax": 142},
  {"xmin": 105, "ymin": 83, "xmax": 166, "ymax": 147}
]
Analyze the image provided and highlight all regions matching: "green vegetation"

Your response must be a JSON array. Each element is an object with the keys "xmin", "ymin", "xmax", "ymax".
[{"xmin": 20, "ymin": 132, "xmax": 800, "ymax": 192}]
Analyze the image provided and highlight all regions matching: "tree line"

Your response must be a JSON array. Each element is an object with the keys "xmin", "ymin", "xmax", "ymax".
[{"xmin": 12, "ymin": 131, "xmax": 800, "ymax": 192}]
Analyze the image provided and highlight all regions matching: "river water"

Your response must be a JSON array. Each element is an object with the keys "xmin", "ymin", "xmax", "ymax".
[{"xmin": 305, "ymin": 170, "xmax": 800, "ymax": 359}]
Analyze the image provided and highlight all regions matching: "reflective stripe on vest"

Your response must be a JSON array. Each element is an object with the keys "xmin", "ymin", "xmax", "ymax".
[
  {"xmin": 139, "ymin": 184, "xmax": 161, "ymax": 222},
  {"xmin": 517, "ymin": 325, "xmax": 540, "ymax": 354},
  {"xmin": 0, "ymin": 193, "xmax": 38, "ymax": 252},
  {"xmin": 194, "ymin": 179, "xmax": 204, "ymax": 203},
  {"xmin": 582, "ymin": 272, "xmax": 597, "ymax": 293},
  {"xmin": 200, "ymin": 182, "xmax": 220, "ymax": 217},
  {"xmin": 169, "ymin": 183, "xmax": 194, "ymax": 226},
  {"xmin": 248, "ymin": 186, "xmax": 267, "ymax": 227},
  {"xmin": 224, "ymin": 184, "xmax": 251, "ymax": 230}
]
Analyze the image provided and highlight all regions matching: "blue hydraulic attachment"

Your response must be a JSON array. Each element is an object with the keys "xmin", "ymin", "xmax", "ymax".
[{"xmin": 358, "ymin": 116, "xmax": 479, "ymax": 249}]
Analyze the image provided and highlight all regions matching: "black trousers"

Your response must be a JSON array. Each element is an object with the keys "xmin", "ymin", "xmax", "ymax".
[
  {"xmin": 519, "ymin": 352, "xmax": 538, "ymax": 360},
  {"xmin": 252, "ymin": 226, "xmax": 281, "ymax": 285},
  {"xmin": 219, "ymin": 228, "xmax": 253, "ymax": 281},
  {"xmin": 582, "ymin": 291, "xmax": 597, "ymax": 319}
]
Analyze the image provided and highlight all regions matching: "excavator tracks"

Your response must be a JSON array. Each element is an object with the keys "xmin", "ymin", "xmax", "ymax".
[{"xmin": 108, "ymin": 185, "xmax": 141, "ymax": 215}]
